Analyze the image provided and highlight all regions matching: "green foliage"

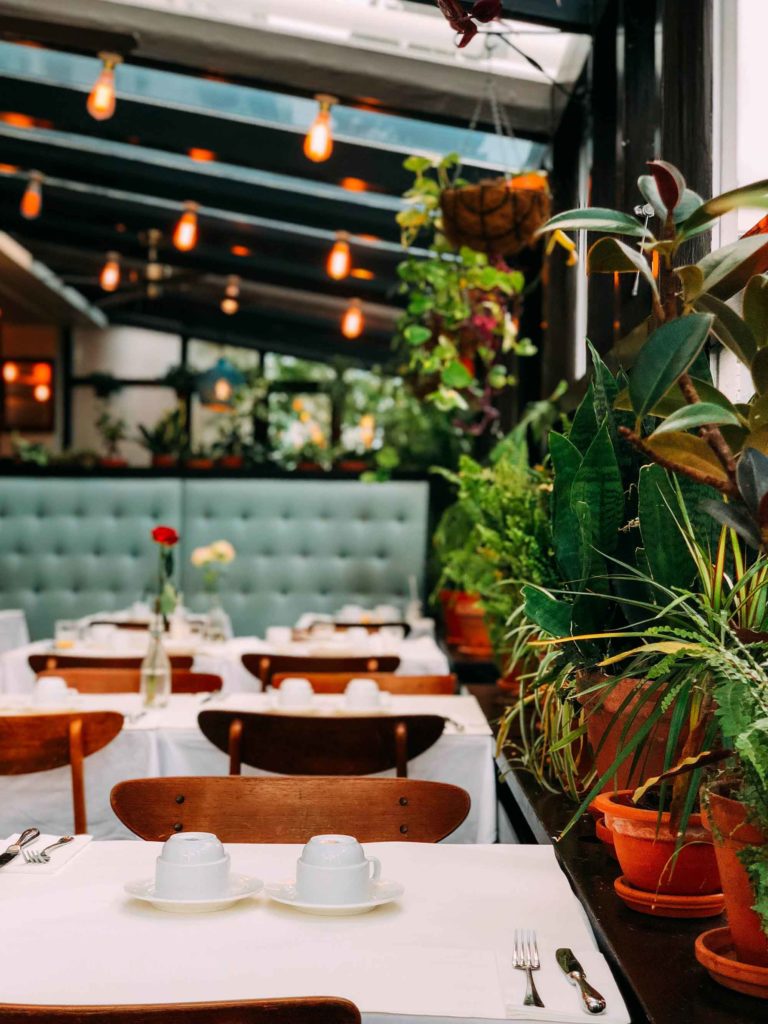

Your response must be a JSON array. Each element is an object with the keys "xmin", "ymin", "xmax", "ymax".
[
  {"xmin": 137, "ymin": 406, "xmax": 187, "ymax": 456},
  {"xmin": 94, "ymin": 404, "xmax": 129, "ymax": 459}
]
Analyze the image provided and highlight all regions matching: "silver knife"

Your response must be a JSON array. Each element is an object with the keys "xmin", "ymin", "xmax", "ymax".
[
  {"xmin": 0, "ymin": 828, "xmax": 40, "ymax": 868},
  {"xmin": 556, "ymin": 948, "xmax": 607, "ymax": 1015}
]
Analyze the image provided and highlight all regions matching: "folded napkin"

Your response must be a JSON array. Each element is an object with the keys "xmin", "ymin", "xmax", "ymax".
[
  {"xmin": 497, "ymin": 948, "xmax": 630, "ymax": 1023},
  {"xmin": 0, "ymin": 834, "xmax": 92, "ymax": 875}
]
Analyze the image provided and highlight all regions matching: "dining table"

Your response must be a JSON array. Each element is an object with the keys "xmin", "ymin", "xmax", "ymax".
[
  {"xmin": 0, "ymin": 632, "xmax": 451, "ymax": 694},
  {"xmin": 0, "ymin": 692, "xmax": 496, "ymax": 844},
  {"xmin": 0, "ymin": 838, "xmax": 630, "ymax": 1023}
]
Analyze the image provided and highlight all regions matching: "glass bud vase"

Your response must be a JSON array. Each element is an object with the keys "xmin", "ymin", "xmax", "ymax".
[
  {"xmin": 204, "ymin": 595, "xmax": 232, "ymax": 642},
  {"xmin": 140, "ymin": 614, "xmax": 172, "ymax": 708}
]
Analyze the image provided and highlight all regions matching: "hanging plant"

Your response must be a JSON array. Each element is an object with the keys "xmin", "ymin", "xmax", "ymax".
[
  {"xmin": 441, "ymin": 171, "xmax": 552, "ymax": 256},
  {"xmin": 435, "ymin": 0, "xmax": 503, "ymax": 48},
  {"xmin": 395, "ymin": 153, "xmax": 534, "ymax": 434}
]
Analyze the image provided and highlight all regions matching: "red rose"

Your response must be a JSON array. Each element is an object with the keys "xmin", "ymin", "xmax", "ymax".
[{"xmin": 152, "ymin": 525, "xmax": 179, "ymax": 547}]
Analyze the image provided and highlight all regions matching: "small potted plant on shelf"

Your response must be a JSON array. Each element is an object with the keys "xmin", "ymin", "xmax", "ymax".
[
  {"xmin": 95, "ymin": 406, "xmax": 129, "ymax": 468},
  {"xmin": 185, "ymin": 444, "xmax": 215, "ymax": 471},
  {"xmin": 137, "ymin": 407, "xmax": 187, "ymax": 469}
]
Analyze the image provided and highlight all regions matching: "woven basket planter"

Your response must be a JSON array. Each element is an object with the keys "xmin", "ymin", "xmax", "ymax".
[{"xmin": 440, "ymin": 174, "xmax": 551, "ymax": 256}]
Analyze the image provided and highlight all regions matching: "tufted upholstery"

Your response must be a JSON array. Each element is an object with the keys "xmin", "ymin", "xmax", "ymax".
[{"xmin": 0, "ymin": 477, "xmax": 429, "ymax": 639}]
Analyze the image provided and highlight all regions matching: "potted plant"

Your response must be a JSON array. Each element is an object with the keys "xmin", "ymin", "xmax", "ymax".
[
  {"xmin": 395, "ymin": 153, "xmax": 535, "ymax": 436},
  {"xmin": 11, "ymin": 433, "xmax": 49, "ymax": 466},
  {"xmin": 185, "ymin": 445, "xmax": 215, "ymax": 471},
  {"xmin": 138, "ymin": 407, "xmax": 187, "ymax": 469},
  {"xmin": 95, "ymin": 406, "xmax": 129, "ymax": 468}
]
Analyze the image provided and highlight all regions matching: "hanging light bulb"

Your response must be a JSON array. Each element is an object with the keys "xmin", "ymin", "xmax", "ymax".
[
  {"xmin": 87, "ymin": 52, "xmax": 122, "ymax": 121},
  {"xmin": 303, "ymin": 93, "xmax": 337, "ymax": 163},
  {"xmin": 326, "ymin": 231, "xmax": 351, "ymax": 280},
  {"xmin": 220, "ymin": 275, "xmax": 240, "ymax": 315},
  {"xmin": 341, "ymin": 299, "xmax": 364, "ymax": 340},
  {"xmin": 20, "ymin": 171, "xmax": 42, "ymax": 220},
  {"xmin": 173, "ymin": 201, "xmax": 199, "ymax": 251},
  {"xmin": 99, "ymin": 252, "xmax": 121, "ymax": 292}
]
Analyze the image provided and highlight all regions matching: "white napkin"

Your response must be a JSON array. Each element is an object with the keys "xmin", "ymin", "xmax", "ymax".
[
  {"xmin": 0, "ymin": 834, "xmax": 92, "ymax": 875},
  {"xmin": 497, "ymin": 948, "xmax": 630, "ymax": 1023}
]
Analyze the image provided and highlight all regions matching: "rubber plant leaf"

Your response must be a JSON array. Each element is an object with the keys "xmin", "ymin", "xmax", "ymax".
[
  {"xmin": 693, "ymin": 292, "xmax": 757, "ymax": 366},
  {"xmin": 680, "ymin": 177, "xmax": 768, "ymax": 233},
  {"xmin": 536, "ymin": 208, "xmax": 648, "ymax": 238},
  {"xmin": 646, "ymin": 160, "xmax": 686, "ymax": 212},
  {"xmin": 695, "ymin": 235, "xmax": 768, "ymax": 301},
  {"xmin": 628, "ymin": 312, "xmax": 714, "ymax": 419},
  {"xmin": 736, "ymin": 447, "xmax": 768, "ymax": 517},
  {"xmin": 649, "ymin": 402, "xmax": 741, "ymax": 436},
  {"xmin": 614, "ymin": 378, "xmax": 742, "ymax": 421},
  {"xmin": 644, "ymin": 432, "xmax": 732, "ymax": 485},
  {"xmin": 587, "ymin": 237, "xmax": 660, "ymax": 305},
  {"xmin": 744, "ymin": 273, "xmax": 768, "ymax": 348}
]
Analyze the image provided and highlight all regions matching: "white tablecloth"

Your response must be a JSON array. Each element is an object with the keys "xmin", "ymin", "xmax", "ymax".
[
  {"xmin": 0, "ymin": 635, "xmax": 450, "ymax": 695},
  {"xmin": 0, "ymin": 841, "xmax": 630, "ymax": 1023},
  {"xmin": 0, "ymin": 693, "xmax": 495, "ymax": 844}
]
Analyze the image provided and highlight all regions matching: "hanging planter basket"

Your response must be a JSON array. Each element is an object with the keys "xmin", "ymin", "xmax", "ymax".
[{"xmin": 440, "ymin": 173, "xmax": 551, "ymax": 256}]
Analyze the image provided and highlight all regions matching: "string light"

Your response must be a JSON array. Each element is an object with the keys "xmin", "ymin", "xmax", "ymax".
[
  {"xmin": 33, "ymin": 383, "xmax": 51, "ymax": 403},
  {"xmin": 303, "ymin": 93, "xmax": 337, "ymax": 163},
  {"xmin": 20, "ymin": 171, "xmax": 42, "ymax": 220},
  {"xmin": 341, "ymin": 299, "xmax": 364, "ymax": 339},
  {"xmin": 326, "ymin": 231, "xmax": 351, "ymax": 280},
  {"xmin": 86, "ymin": 52, "xmax": 122, "ymax": 121},
  {"xmin": 2, "ymin": 362, "xmax": 19, "ymax": 383},
  {"xmin": 173, "ymin": 201, "xmax": 199, "ymax": 252},
  {"xmin": 220, "ymin": 275, "xmax": 240, "ymax": 315},
  {"xmin": 99, "ymin": 252, "xmax": 121, "ymax": 292}
]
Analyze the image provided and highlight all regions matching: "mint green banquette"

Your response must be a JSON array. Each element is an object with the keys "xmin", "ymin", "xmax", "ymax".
[{"xmin": 0, "ymin": 477, "xmax": 429, "ymax": 639}]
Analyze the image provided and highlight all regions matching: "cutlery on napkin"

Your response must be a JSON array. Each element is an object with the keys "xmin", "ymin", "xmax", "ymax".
[{"xmin": 0, "ymin": 834, "xmax": 92, "ymax": 875}]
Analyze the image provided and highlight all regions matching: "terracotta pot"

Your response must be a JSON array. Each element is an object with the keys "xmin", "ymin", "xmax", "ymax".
[
  {"xmin": 152, "ymin": 454, "xmax": 177, "ymax": 469},
  {"xmin": 186, "ymin": 458, "xmax": 214, "ymax": 470},
  {"xmin": 593, "ymin": 790, "xmax": 720, "ymax": 896},
  {"xmin": 702, "ymin": 787, "xmax": 768, "ymax": 966},
  {"xmin": 580, "ymin": 676, "xmax": 676, "ymax": 790},
  {"xmin": 218, "ymin": 454, "xmax": 244, "ymax": 470},
  {"xmin": 440, "ymin": 174, "xmax": 551, "ymax": 256},
  {"xmin": 439, "ymin": 590, "xmax": 492, "ymax": 652},
  {"xmin": 336, "ymin": 459, "xmax": 369, "ymax": 473},
  {"xmin": 99, "ymin": 457, "xmax": 127, "ymax": 469},
  {"xmin": 297, "ymin": 460, "xmax": 323, "ymax": 472}
]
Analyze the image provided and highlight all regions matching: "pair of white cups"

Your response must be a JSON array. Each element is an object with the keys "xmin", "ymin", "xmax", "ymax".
[
  {"xmin": 154, "ymin": 832, "xmax": 379, "ymax": 905},
  {"xmin": 277, "ymin": 676, "xmax": 389, "ymax": 711}
]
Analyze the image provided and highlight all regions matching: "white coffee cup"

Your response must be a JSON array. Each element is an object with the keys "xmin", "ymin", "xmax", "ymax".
[
  {"xmin": 88, "ymin": 624, "xmax": 117, "ymax": 648},
  {"xmin": 296, "ymin": 834, "xmax": 381, "ymax": 904},
  {"xmin": 154, "ymin": 832, "xmax": 230, "ymax": 899},
  {"xmin": 266, "ymin": 626, "xmax": 292, "ymax": 646},
  {"xmin": 277, "ymin": 676, "xmax": 313, "ymax": 708},
  {"xmin": 344, "ymin": 677, "xmax": 382, "ymax": 711},
  {"xmin": 35, "ymin": 676, "xmax": 68, "ymax": 702}
]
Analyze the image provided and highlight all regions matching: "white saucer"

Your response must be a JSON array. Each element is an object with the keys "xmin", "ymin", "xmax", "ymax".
[
  {"xmin": 264, "ymin": 879, "xmax": 404, "ymax": 915},
  {"xmin": 124, "ymin": 874, "xmax": 262, "ymax": 913}
]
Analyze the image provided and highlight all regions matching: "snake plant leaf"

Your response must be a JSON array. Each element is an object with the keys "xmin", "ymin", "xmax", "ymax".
[
  {"xmin": 644, "ymin": 431, "xmax": 732, "ymax": 485},
  {"xmin": 570, "ymin": 420, "xmax": 624, "ymax": 556},
  {"xmin": 753, "ymin": 348, "xmax": 768, "ymax": 396},
  {"xmin": 536, "ymin": 208, "xmax": 648, "ymax": 238},
  {"xmin": 693, "ymin": 293, "xmax": 756, "ymax": 366},
  {"xmin": 701, "ymin": 498, "xmax": 762, "ymax": 550},
  {"xmin": 587, "ymin": 237, "xmax": 660, "ymax": 304},
  {"xmin": 550, "ymin": 431, "xmax": 584, "ymax": 582},
  {"xmin": 628, "ymin": 313, "xmax": 714, "ymax": 419},
  {"xmin": 649, "ymin": 402, "xmax": 741, "ymax": 436},
  {"xmin": 522, "ymin": 584, "xmax": 572, "ymax": 638},
  {"xmin": 638, "ymin": 465, "xmax": 698, "ymax": 588},
  {"xmin": 744, "ymin": 274, "xmax": 768, "ymax": 348},
  {"xmin": 694, "ymin": 235, "xmax": 768, "ymax": 301},
  {"xmin": 568, "ymin": 383, "xmax": 599, "ymax": 455},
  {"xmin": 646, "ymin": 160, "xmax": 686, "ymax": 211},
  {"xmin": 638, "ymin": 175, "xmax": 704, "ymax": 224},
  {"xmin": 680, "ymin": 178, "xmax": 768, "ymax": 233},
  {"xmin": 615, "ymin": 378, "xmax": 742, "ymax": 421}
]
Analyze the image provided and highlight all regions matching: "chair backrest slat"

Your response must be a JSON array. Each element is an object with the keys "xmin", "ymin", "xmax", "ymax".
[
  {"xmin": 241, "ymin": 654, "xmax": 400, "ymax": 689},
  {"xmin": 198, "ymin": 709, "xmax": 444, "ymax": 777},
  {"xmin": 272, "ymin": 672, "xmax": 456, "ymax": 695},
  {"xmin": 29, "ymin": 654, "xmax": 194, "ymax": 673},
  {"xmin": 111, "ymin": 776, "xmax": 470, "ymax": 843},
  {"xmin": 37, "ymin": 669, "xmax": 222, "ymax": 695}
]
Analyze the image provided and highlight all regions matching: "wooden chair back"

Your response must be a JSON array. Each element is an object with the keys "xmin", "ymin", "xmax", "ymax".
[
  {"xmin": 0, "ymin": 712, "xmax": 123, "ymax": 833},
  {"xmin": 29, "ymin": 654, "xmax": 194, "ymax": 673},
  {"xmin": 111, "ymin": 776, "xmax": 471, "ymax": 843},
  {"xmin": 302, "ymin": 619, "xmax": 411, "ymax": 637},
  {"xmin": 0, "ymin": 998, "xmax": 360, "ymax": 1024},
  {"xmin": 37, "ymin": 669, "xmax": 222, "ymax": 695},
  {"xmin": 272, "ymin": 672, "xmax": 457, "ymax": 695},
  {"xmin": 241, "ymin": 653, "xmax": 400, "ymax": 688},
  {"xmin": 88, "ymin": 621, "xmax": 151, "ymax": 631},
  {"xmin": 198, "ymin": 709, "xmax": 445, "ymax": 777}
]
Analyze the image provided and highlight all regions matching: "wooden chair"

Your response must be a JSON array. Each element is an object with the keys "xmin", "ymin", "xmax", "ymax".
[
  {"xmin": 111, "ymin": 776, "xmax": 471, "ymax": 843},
  {"xmin": 29, "ymin": 654, "xmax": 194, "ymax": 673},
  {"xmin": 0, "ymin": 998, "xmax": 360, "ymax": 1024},
  {"xmin": 37, "ymin": 669, "xmax": 222, "ymax": 695},
  {"xmin": 303, "ymin": 619, "xmax": 411, "ymax": 637},
  {"xmin": 272, "ymin": 672, "xmax": 457, "ymax": 695},
  {"xmin": 0, "ymin": 712, "xmax": 123, "ymax": 833},
  {"xmin": 198, "ymin": 709, "xmax": 445, "ymax": 777},
  {"xmin": 241, "ymin": 653, "xmax": 400, "ymax": 688}
]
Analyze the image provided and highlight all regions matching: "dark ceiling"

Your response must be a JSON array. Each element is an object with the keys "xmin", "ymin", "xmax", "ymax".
[{"xmin": 0, "ymin": 1, "xmax": 582, "ymax": 366}]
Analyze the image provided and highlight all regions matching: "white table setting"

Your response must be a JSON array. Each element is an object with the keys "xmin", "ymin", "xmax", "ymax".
[
  {"xmin": 0, "ymin": 689, "xmax": 495, "ymax": 844},
  {"xmin": 0, "ymin": 831, "xmax": 630, "ymax": 1023}
]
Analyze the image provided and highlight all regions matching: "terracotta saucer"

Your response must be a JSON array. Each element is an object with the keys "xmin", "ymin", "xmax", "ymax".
[
  {"xmin": 614, "ymin": 875, "xmax": 725, "ymax": 918},
  {"xmin": 696, "ymin": 927, "xmax": 768, "ymax": 998}
]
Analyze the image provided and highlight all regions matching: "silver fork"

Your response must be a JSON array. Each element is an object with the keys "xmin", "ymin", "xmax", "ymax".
[
  {"xmin": 22, "ymin": 836, "xmax": 74, "ymax": 864},
  {"xmin": 513, "ymin": 928, "xmax": 544, "ymax": 1008}
]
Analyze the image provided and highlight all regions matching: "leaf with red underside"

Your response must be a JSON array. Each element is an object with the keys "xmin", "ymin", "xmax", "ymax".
[
  {"xmin": 472, "ymin": 0, "xmax": 502, "ymax": 22},
  {"xmin": 457, "ymin": 20, "xmax": 478, "ymax": 46},
  {"xmin": 647, "ymin": 160, "xmax": 687, "ymax": 213}
]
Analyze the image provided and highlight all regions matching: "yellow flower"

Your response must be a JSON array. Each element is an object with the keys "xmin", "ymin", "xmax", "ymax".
[
  {"xmin": 210, "ymin": 539, "xmax": 236, "ymax": 564},
  {"xmin": 190, "ymin": 545, "xmax": 212, "ymax": 567},
  {"xmin": 545, "ymin": 229, "xmax": 578, "ymax": 267}
]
